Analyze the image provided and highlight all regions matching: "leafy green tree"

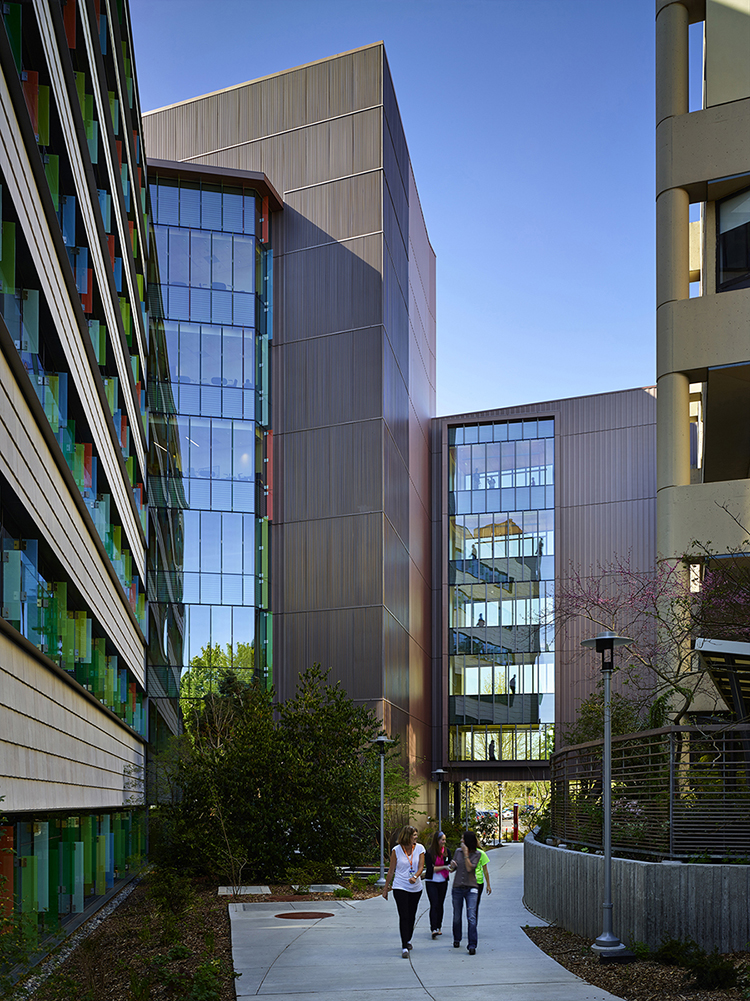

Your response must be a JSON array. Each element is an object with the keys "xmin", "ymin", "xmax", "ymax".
[
  {"xmin": 151, "ymin": 664, "xmax": 390, "ymax": 880},
  {"xmin": 150, "ymin": 679, "xmax": 293, "ymax": 880},
  {"xmin": 278, "ymin": 664, "xmax": 381, "ymax": 865}
]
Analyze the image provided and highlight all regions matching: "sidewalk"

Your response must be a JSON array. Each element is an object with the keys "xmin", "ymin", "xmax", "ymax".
[{"xmin": 229, "ymin": 842, "xmax": 624, "ymax": 1000}]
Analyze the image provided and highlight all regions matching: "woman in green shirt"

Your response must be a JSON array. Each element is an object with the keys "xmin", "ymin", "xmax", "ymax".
[{"xmin": 475, "ymin": 846, "xmax": 492, "ymax": 911}]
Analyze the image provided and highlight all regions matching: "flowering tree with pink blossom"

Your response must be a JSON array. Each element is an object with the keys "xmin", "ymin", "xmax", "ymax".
[{"xmin": 554, "ymin": 544, "xmax": 750, "ymax": 742}]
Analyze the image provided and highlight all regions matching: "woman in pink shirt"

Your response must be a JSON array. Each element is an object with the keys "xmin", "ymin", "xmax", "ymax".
[{"xmin": 424, "ymin": 830, "xmax": 452, "ymax": 938}]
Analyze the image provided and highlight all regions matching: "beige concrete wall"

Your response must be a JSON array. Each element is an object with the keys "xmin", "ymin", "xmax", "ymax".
[
  {"xmin": 655, "ymin": 2, "xmax": 750, "ymax": 561},
  {"xmin": 706, "ymin": 0, "xmax": 750, "ymax": 107},
  {"xmin": 657, "ymin": 287, "xmax": 750, "ymax": 376},
  {"xmin": 658, "ymin": 479, "xmax": 750, "ymax": 555},
  {"xmin": 0, "ymin": 633, "xmax": 145, "ymax": 813}
]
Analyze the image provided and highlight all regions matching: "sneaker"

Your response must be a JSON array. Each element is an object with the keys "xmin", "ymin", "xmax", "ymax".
[
  {"xmin": 431, "ymin": 931, "xmax": 438, "ymax": 940},
  {"xmin": 468, "ymin": 947, "xmax": 476, "ymax": 955},
  {"xmin": 453, "ymin": 941, "xmax": 460, "ymax": 948},
  {"xmin": 406, "ymin": 942, "xmax": 413, "ymax": 950},
  {"xmin": 402, "ymin": 948, "xmax": 409, "ymax": 959}
]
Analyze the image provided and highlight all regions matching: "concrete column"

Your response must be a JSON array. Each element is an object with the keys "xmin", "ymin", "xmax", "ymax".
[
  {"xmin": 656, "ymin": 3, "xmax": 691, "ymax": 561},
  {"xmin": 656, "ymin": 2, "xmax": 689, "ymax": 126},
  {"xmin": 657, "ymin": 373, "xmax": 691, "ymax": 492},
  {"xmin": 657, "ymin": 187, "xmax": 690, "ymax": 307}
]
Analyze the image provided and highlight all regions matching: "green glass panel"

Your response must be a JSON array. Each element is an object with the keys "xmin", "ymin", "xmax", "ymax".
[
  {"xmin": 72, "ymin": 843, "xmax": 84, "ymax": 913},
  {"xmin": 95, "ymin": 834, "xmax": 106, "ymax": 895},
  {"xmin": 44, "ymin": 154, "xmax": 59, "ymax": 210},
  {"xmin": 59, "ymin": 839, "xmax": 72, "ymax": 894},
  {"xmin": 74, "ymin": 72, "xmax": 85, "ymax": 114},
  {"xmin": 81, "ymin": 815, "xmax": 94, "ymax": 895},
  {"xmin": 0, "ymin": 221, "xmax": 16, "ymax": 293},
  {"xmin": 87, "ymin": 118, "xmax": 98, "ymax": 164},
  {"xmin": 37, "ymin": 85, "xmax": 50, "ymax": 146},
  {"xmin": 4, "ymin": 4, "xmax": 21, "ymax": 73}
]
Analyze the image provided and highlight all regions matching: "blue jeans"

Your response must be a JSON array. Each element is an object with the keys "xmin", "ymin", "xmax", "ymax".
[{"xmin": 452, "ymin": 885, "xmax": 478, "ymax": 949}]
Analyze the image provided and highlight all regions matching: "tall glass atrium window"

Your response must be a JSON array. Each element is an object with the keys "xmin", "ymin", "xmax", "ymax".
[
  {"xmin": 717, "ymin": 187, "xmax": 750, "ymax": 292},
  {"xmin": 448, "ymin": 418, "xmax": 555, "ymax": 762},
  {"xmin": 147, "ymin": 173, "xmax": 273, "ymax": 701}
]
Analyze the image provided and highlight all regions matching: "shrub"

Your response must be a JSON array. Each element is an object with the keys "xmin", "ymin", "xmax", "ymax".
[
  {"xmin": 692, "ymin": 949, "xmax": 738, "ymax": 990},
  {"xmin": 653, "ymin": 937, "xmax": 738, "ymax": 991},
  {"xmin": 333, "ymin": 887, "xmax": 353, "ymax": 898},
  {"xmin": 653, "ymin": 937, "xmax": 703, "ymax": 967}
]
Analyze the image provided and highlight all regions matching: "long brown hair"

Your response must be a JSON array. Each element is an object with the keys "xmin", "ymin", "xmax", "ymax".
[
  {"xmin": 397, "ymin": 825, "xmax": 419, "ymax": 849},
  {"xmin": 429, "ymin": 830, "xmax": 445, "ymax": 857}
]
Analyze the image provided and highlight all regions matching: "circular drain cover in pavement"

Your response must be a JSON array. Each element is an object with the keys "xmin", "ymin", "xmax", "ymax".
[{"xmin": 275, "ymin": 911, "xmax": 334, "ymax": 920}]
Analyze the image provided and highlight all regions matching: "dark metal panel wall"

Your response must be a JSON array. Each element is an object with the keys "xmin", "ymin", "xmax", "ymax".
[
  {"xmin": 432, "ymin": 387, "xmax": 657, "ymax": 763},
  {"xmin": 276, "ymin": 328, "xmax": 383, "ymax": 434},
  {"xmin": 143, "ymin": 47, "xmax": 437, "ymax": 778}
]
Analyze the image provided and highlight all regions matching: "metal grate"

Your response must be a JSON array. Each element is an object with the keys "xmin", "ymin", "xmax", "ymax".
[{"xmin": 551, "ymin": 726, "xmax": 750, "ymax": 860}]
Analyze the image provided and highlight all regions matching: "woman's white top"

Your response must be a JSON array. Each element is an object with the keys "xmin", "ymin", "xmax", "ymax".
[{"xmin": 392, "ymin": 842, "xmax": 425, "ymax": 892}]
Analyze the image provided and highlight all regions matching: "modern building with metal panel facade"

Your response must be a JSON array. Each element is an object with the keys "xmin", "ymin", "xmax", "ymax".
[
  {"xmin": 142, "ymin": 44, "xmax": 437, "ymax": 788},
  {"xmin": 432, "ymin": 388, "xmax": 657, "ymax": 787},
  {"xmin": 0, "ymin": 0, "xmax": 180, "ymax": 935},
  {"xmin": 656, "ymin": 0, "xmax": 750, "ymax": 562}
]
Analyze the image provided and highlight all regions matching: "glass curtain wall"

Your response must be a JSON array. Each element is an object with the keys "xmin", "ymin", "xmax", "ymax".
[
  {"xmin": 448, "ymin": 419, "xmax": 555, "ymax": 761},
  {"xmin": 147, "ymin": 173, "xmax": 273, "ymax": 702}
]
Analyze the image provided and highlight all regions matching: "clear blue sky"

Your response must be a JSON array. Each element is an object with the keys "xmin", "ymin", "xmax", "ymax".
[{"xmin": 131, "ymin": 0, "xmax": 659, "ymax": 417}]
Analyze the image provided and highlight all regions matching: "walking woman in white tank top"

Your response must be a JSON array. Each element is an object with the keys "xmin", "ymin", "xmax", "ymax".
[{"xmin": 381, "ymin": 825, "xmax": 425, "ymax": 958}]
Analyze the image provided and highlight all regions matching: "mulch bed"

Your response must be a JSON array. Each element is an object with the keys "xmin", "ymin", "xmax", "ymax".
[
  {"xmin": 524, "ymin": 925, "xmax": 750, "ymax": 1001},
  {"xmin": 24, "ymin": 876, "xmax": 380, "ymax": 1001}
]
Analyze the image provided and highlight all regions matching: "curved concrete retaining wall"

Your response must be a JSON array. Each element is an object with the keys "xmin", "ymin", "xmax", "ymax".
[{"xmin": 523, "ymin": 835, "xmax": 750, "ymax": 953}]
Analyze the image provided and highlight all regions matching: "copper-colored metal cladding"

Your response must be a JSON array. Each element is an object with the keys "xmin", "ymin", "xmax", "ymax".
[
  {"xmin": 144, "ymin": 44, "xmax": 436, "ymax": 800},
  {"xmin": 432, "ymin": 388, "xmax": 657, "ymax": 779}
]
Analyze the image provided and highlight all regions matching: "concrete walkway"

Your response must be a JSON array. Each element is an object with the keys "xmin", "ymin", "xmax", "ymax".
[{"xmin": 229, "ymin": 842, "xmax": 624, "ymax": 1000}]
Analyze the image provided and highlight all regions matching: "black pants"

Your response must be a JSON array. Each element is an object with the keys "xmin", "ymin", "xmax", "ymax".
[
  {"xmin": 476, "ymin": 881, "xmax": 484, "ymax": 912},
  {"xmin": 425, "ymin": 880, "xmax": 448, "ymax": 931},
  {"xmin": 393, "ymin": 889, "xmax": 421, "ymax": 947}
]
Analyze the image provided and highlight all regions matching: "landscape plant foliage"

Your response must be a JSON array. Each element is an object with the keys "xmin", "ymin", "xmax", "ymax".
[{"xmin": 150, "ymin": 664, "xmax": 387, "ymax": 881}]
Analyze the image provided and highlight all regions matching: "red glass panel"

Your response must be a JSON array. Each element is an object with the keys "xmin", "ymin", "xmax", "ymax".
[
  {"xmin": 63, "ymin": 0, "xmax": 76, "ymax": 48},
  {"xmin": 22, "ymin": 71, "xmax": 39, "ymax": 137},
  {"xmin": 81, "ymin": 268, "xmax": 93, "ymax": 313}
]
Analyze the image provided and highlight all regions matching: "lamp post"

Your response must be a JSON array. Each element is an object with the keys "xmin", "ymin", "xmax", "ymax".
[
  {"xmin": 433, "ymin": 768, "xmax": 446, "ymax": 827},
  {"xmin": 373, "ymin": 735, "xmax": 394, "ymax": 887},
  {"xmin": 581, "ymin": 630, "xmax": 632, "ymax": 956},
  {"xmin": 463, "ymin": 778, "xmax": 471, "ymax": 831},
  {"xmin": 497, "ymin": 782, "xmax": 503, "ymax": 846}
]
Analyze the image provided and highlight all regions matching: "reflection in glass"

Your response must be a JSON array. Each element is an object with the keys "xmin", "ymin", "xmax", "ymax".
[
  {"xmin": 447, "ymin": 417, "xmax": 555, "ymax": 762},
  {"xmin": 149, "ymin": 173, "xmax": 271, "ymax": 696}
]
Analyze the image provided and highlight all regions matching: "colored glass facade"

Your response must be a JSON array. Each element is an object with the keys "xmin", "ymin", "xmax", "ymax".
[
  {"xmin": 147, "ymin": 171, "xmax": 273, "ymax": 694},
  {"xmin": 0, "ymin": 811, "xmax": 145, "ymax": 943},
  {"xmin": 448, "ymin": 419, "xmax": 555, "ymax": 761},
  {"xmin": 0, "ymin": 0, "xmax": 157, "ymax": 939}
]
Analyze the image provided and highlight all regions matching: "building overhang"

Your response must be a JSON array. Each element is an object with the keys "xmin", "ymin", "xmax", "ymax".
[{"xmin": 146, "ymin": 157, "xmax": 284, "ymax": 213}]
